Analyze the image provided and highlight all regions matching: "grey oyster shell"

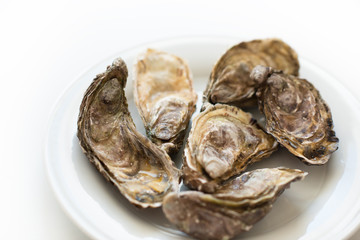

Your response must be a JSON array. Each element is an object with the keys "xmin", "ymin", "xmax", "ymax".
[
  {"xmin": 203, "ymin": 38, "xmax": 299, "ymax": 108},
  {"xmin": 134, "ymin": 49, "xmax": 197, "ymax": 154},
  {"xmin": 182, "ymin": 103, "xmax": 278, "ymax": 193},
  {"xmin": 77, "ymin": 58, "xmax": 180, "ymax": 208},
  {"xmin": 251, "ymin": 65, "xmax": 339, "ymax": 165},
  {"xmin": 163, "ymin": 167, "xmax": 307, "ymax": 240}
]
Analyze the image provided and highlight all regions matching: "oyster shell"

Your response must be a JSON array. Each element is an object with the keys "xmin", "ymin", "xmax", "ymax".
[
  {"xmin": 163, "ymin": 167, "xmax": 307, "ymax": 240},
  {"xmin": 203, "ymin": 38, "xmax": 299, "ymax": 108},
  {"xmin": 77, "ymin": 58, "xmax": 180, "ymax": 208},
  {"xmin": 134, "ymin": 49, "xmax": 197, "ymax": 154},
  {"xmin": 182, "ymin": 103, "xmax": 278, "ymax": 193},
  {"xmin": 251, "ymin": 65, "xmax": 339, "ymax": 165}
]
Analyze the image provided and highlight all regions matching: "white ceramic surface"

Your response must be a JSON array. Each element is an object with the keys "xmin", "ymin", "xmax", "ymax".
[{"xmin": 45, "ymin": 37, "xmax": 360, "ymax": 240}]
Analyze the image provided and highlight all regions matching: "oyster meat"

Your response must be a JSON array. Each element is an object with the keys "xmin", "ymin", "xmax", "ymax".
[
  {"xmin": 182, "ymin": 103, "xmax": 278, "ymax": 193},
  {"xmin": 251, "ymin": 65, "xmax": 339, "ymax": 165},
  {"xmin": 163, "ymin": 167, "xmax": 307, "ymax": 240},
  {"xmin": 203, "ymin": 38, "xmax": 299, "ymax": 108},
  {"xmin": 77, "ymin": 58, "xmax": 180, "ymax": 208},
  {"xmin": 134, "ymin": 49, "xmax": 197, "ymax": 154}
]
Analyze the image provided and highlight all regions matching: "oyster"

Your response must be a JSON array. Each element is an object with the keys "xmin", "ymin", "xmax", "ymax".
[
  {"xmin": 77, "ymin": 58, "xmax": 180, "ymax": 208},
  {"xmin": 251, "ymin": 65, "xmax": 339, "ymax": 165},
  {"xmin": 203, "ymin": 38, "xmax": 299, "ymax": 108},
  {"xmin": 182, "ymin": 103, "xmax": 278, "ymax": 193},
  {"xmin": 134, "ymin": 49, "xmax": 197, "ymax": 154},
  {"xmin": 163, "ymin": 167, "xmax": 307, "ymax": 240}
]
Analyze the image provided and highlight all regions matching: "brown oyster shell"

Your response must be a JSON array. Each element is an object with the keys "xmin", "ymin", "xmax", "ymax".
[
  {"xmin": 134, "ymin": 49, "xmax": 197, "ymax": 154},
  {"xmin": 163, "ymin": 167, "xmax": 307, "ymax": 240},
  {"xmin": 251, "ymin": 65, "xmax": 339, "ymax": 165},
  {"xmin": 182, "ymin": 103, "xmax": 278, "ymax": 193},
  {"xmin": 77, "ymin": 58, "xmax": 180, "ymax": 208},
  {"xmin": 203, "ymin": 38, "xmax": 299, "ymax": 108}
]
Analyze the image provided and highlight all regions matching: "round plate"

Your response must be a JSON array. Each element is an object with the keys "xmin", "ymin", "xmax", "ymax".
[{"xmin": 45, "ymin": 36, "xmax": 360, "ymax": 240}]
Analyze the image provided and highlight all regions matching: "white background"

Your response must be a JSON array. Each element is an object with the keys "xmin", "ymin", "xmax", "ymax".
[{"xmin": 1, "ymin": 0, "xmax": 360, "ymax": 239}]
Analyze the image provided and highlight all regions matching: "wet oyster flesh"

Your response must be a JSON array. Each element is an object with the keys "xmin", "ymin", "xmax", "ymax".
[
  {"xmin": 77, "ymin": 58, "xmax": 180, "ymax": 208},
  {"xmin": 251, "ymin": 65, "xmax": 339, "ymax": 165},
  {"xmin": 182, "ymin": 103, "xmax": 278, "ymax": 193},
  {"xmin": 134, "ymin": 49, "xmax": 197, "ymax": 154},
  {"xmin": 203, "ymin": 38, "xmax": 299, "ymax": 108},
  {"xmin": 163, "ymin": 168, "xmax": 307, "ymax": 240}
]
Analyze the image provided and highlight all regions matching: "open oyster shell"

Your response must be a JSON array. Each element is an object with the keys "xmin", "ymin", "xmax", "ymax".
[
  {"xmin": 182, "ymin": 103, "xmax": 278, "ymax": 193},
  {"xmin": 203, "ymin": 38, "xmax": 299, "ymax": 108},
  {"xmin": 163, "ymin": 167, "xmax": 307, "ymax": 240},
  {"xmin": 134, "ymin": 49, "xmax": 197, "ymax": 154},
  {"xmin": 251, "ymin": 65, "xmax": 339, "ymax": 165},
  {"xmin": 77, "ymin": 58, "xmax": 180, "ymax": 208}
]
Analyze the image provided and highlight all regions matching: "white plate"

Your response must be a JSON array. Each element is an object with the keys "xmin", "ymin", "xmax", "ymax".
[{"xmin": 45, "ymin": 36, "xmax": 360, "ymax": 240}]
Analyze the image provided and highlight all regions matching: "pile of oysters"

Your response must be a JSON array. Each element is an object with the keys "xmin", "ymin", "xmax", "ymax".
[{"xmin": 77, "ymin": 38, "xmax": 339, "ymax": 240}]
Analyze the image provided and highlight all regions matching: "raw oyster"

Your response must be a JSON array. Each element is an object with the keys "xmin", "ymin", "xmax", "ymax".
[
  {"xmin": 77, "ymin": 58, "xmax": 180, "ymax": 208},
  {"xmin": 182, "ymin": 103, "xmax": 278, "ymax": 193},
  {"xmin": 134, "ymin": 49, "xmax": 197, "ymax": 154},
  {"xmin": 163, "ymin": 168, "xmax": 307, "ymax": 240},
  {"xmin": 203, "ymin": 38, "xmax": 299, "ymax": 108},
  {"xmin": 251, "ymin": 65, "xmax": 339, "ymax": 165}
]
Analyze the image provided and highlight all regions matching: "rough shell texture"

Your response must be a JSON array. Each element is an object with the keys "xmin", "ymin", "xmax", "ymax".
[
  {"xmin": 163, "ymin": 168, "xmax": 307, "ymax": 240},
  {"xmin": 182, "ymin": 103, "xmax": 278, "ymax": 193},
  {"xmin": 252, "ymin": 65, "xmax": 339, "ymax": 165},
  {"xmin": 77, "ymin": 58, "xmax": 180, "ymax": 208},
  {"xmin": 203, "ymin": 38, "xmax": 299, "ymax": 108},
  {"xmin": 134, "ymin": 49, "xmax": 197, "ymax": 154}
]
